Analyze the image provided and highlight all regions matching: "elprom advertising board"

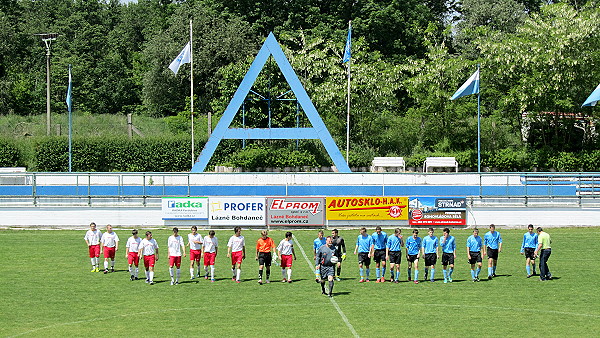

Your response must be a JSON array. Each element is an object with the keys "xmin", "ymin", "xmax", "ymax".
[
  {"xmin": 325, "ymin": 197, "xmax": 409, "ymax": 220},
  {"xmin": 267, "ymin": 197, "xmax": 325, "ymax": 226},
  {"xmin": 161, "ymin": 197, "xmax": 208, "ymax": 220},
  {"xmin": 208, "ymin": 197, "xmax": 266, "ymax": 226},
  {"xmin": 409, "ymin": 197, "xmax": 467, "ymax": 225}
]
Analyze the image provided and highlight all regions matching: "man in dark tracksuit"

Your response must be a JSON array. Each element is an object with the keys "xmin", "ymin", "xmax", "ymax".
[{"xmin": 316, "ymin": 236, "xmax": 338, "ymax": 297}]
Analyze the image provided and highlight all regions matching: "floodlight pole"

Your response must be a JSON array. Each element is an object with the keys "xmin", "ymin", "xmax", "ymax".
[{"xmin": 37, "ymin": 33, "xmax": 58, "ymax": 136}]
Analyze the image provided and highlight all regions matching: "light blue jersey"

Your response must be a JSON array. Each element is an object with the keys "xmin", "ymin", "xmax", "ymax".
[
  {"xmin": 422, "ymin": 235, "xmax": 438, "ymax": 254},
  {"xmin": 520, "ymin": 232, "xmax": 538, "ymax": 252},
  {"xmin": 356, "ymin": 234, "xmax": 374, "ymax": 253},
  {"xmin": 467, "ymin": 235, "xmax": 482, "ymax": 252},
  {"xmin": 484, "ymin": 231, "xmax": 502, "ymax": 249},
  {"xmin": 386, "ymin": 234, "xmax": 403, "ymax": 252},
  {"xmin": 441, "ymin": 235, "xmax": 456, "ymax": 253},
  {"xmin": 313, "ymin": 237, "xmax": 326, "ymax": 254},
  {"xmin": 372, "ymin": 231, "xmax": 387, "ymax": 250},
  {"xmin": 405, "ymin": 236, "xmax": 422, "ymax": 255}
]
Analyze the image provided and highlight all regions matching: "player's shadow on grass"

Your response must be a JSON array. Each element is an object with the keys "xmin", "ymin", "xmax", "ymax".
[{"xmin": 332, "ymin": 291, "xmax": 351, "ymax": 297}]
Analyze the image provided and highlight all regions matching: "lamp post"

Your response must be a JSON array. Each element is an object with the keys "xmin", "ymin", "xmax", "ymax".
[{"xmin": 35, "ymin": 33, "xmax": 58, "ymax": 136}]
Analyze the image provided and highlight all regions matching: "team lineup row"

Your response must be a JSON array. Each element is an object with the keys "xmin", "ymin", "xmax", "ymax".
[{"xmin": 83, "ymin": 223, "xmax": 553, "ymax": 292}]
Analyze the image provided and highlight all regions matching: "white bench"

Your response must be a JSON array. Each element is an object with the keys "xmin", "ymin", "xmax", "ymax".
[
  {"xmin": 370, "ymin": 157, "xmax": 405, "ymax": 172},
  {"xmin": 423, "ymin": 157, "xmax": 458, "ymax": 172}
]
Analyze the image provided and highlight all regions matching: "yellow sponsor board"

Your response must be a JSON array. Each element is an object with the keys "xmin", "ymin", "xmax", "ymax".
[{"xmin": 326, "ymin": 197, "xmax": 409, "ymax": 220}]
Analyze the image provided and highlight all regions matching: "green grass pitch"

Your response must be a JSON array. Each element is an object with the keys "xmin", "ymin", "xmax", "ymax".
[{"xmin": 1, "ymin": 227, "xmax": 599, "ymax": 337}]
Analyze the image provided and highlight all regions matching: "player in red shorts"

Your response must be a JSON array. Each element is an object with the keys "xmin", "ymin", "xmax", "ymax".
[
  {"xmin": 277, "ymin": 232, "xmax": 297, "ymax": 283},
  {"xmin": 100, "ymin": 224, "xmax": 119, "ymax": 274},
  {"xmin": 168, "ymin": 227, "xmax": 186, "ymax": 285},
  {"xmin": 202, "ymin": 230, "xmax": 218, "ymax": 282},
  {"xmin": 125, "ymin": 229, "xmax": 142, "ymax": 281},
  {"xmin": 84, "ymin": 222, "xmax": 102, "ymax": 272},
  {"xmin": 139, "ymin": 231, "xmax": 159, "ymax": 285},
  {"xmin": 227, "ymin": 226, "xmax": 245, "ymax": 283},
  {"xmin": 187, "ymin": 226, "xmax": 203, "ymax": 279}
]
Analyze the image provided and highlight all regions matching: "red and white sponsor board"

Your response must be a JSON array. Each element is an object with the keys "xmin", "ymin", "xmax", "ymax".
[{"xmin": 267, "ymin": 197, "xmax": 325, "ymax": 226}]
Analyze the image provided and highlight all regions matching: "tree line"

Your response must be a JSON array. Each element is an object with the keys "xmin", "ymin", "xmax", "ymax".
[{"xmin": 1, "ymin": 0, "xmax": 600, "ymax": 171}]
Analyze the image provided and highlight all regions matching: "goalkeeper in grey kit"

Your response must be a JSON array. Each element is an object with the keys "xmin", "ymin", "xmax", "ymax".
[{"xmin": 315, "ymin": 236, "xmax": 339, "ymax": 297}]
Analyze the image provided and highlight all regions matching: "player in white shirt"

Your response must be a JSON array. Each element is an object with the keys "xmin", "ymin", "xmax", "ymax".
[
  {"xmin": 139, "ymin": 231, "xmax": 159, "ymax": 285},
  {"xmin": 84, "ymin": 222, "xmax": 102, "ymax": 272},
  {"xmin": 277, "ymin": 232, "xmax": 297, "ymax": 283},
  {"xmin": 168, "ymin": 227, "xmax": 186, "ymax": 285},
  {"xmin": 227, "ymin": 226, "xmax": 246, "ymax": 283},
  {"xmin": 100, "ymin": 224, "xmax": 119, "ymax": 274},
  {"xmin": 125, "ymin": 229, "xmax": 142, "ymax": 281},
  {"xmin": 202, "ymin": 230, "xmax": 219, "ymax": 282},
  {"xmin": 187, "ymin": 226, "xmax": 203, "ymax": 279}
]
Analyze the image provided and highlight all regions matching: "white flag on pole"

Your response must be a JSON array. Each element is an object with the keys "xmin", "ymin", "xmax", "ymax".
[{"xmin": 169, "ymin": 42, "xmax": 191, "ymax": 75}]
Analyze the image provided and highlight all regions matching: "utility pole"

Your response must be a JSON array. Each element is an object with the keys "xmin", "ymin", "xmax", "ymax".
[{"xmin": 35, "ymin": 33, "xmax": 59, "ymax": 136}]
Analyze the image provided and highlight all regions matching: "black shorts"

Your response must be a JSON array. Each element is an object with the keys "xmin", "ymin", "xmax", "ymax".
[
  {"xmin": 320, "ymin": 265, "xmax": 334, "ymax": 278},
  {"xmin": 442, "ymin": 252, "xmax": 454, "ymax": 266},
  {"xmin": 373, "ymin": 249, "xmax": 386, "ymax": 263},
  {"xmin": 468, "ymin": 251, "xmax": 482, "ymax": 264},
  {"xmin": 358, "ymin": 252, "xmax": 371, "ymax": 266},
  {"xmin": 424, "ymin": 253, "xmax": 437, "ymax": 266},
  {"xmin": 407, "ymin": 254, "xmax": 418, "ymax": 263},
  {"xmin": 487, "ymin": 248, "xmax": 499, "ymax": 260},
  {"xmin": 524, "ymin": 248, "xmax": 535, "ymax": 260},
  {"xmin": 388, "ymin": 251, "xmax": 401, "ymax": 265},
  {"xmin": 258, "ymin": 252, "xmax": 272, "ymax": 266}
]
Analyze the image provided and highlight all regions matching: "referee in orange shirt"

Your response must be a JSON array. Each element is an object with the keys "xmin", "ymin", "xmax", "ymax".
[{"xmin": 256, "ymin": 230, "xmax": 276, "ymax": 284}]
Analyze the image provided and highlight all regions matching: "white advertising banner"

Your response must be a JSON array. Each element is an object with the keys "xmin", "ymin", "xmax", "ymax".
[
  {"xmin": 162, "ymin": 197, "xmax": 208, "ymax": 220},
  {"xmin": 208, "ymin": 197, "xmax": 266, "ymax": 226}
]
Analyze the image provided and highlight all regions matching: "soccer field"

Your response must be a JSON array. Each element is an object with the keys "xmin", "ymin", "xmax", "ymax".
[{"xmin": 1, "ymin": 227, "xmax": 599, "ymax": 337}]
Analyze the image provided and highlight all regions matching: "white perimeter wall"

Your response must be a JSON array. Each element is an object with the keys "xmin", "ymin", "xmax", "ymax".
[{"xmin": 1, "ymin": 206, "xmax": 600, "ymax": 228}]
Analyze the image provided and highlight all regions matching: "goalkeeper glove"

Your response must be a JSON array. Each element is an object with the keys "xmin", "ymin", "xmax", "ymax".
[{"xmin": 342, "ymin": 253, "xmax": 347, "ymax": 261}]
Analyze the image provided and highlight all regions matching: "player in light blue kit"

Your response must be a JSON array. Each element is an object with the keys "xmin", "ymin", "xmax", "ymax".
[
  {"xmin": 313, "ymin": 230, "xmax": 326, "ymax": 283},
  {"xmin": 467, "ymin": 228, "xmax": 483, "ymax": 282},
  {"xmin": 405, "ymin": 229, "xmax": 422, "ymax": 284},
  {"xmin": 520, "ymin": 224, "xmax": 538, "ymax": 278},
  {"xmin": 385, "ymin": 228, "xmax": 403, "ymax": 283},
  {"xmin": 354, "ymin": 227, "xmax": 374, "ymax": 282},
  {"xmin": 483, "ymin": 224, "xmax": 503, "ymax": 280},
  {"xmin": 440, "ymin": 228, "xmax": 456, "ymax": 283},
  {"xmin": 372, "ymin": 226, "xmax": 388, "ymax": 282},
  {"xmin": 421, "ymin": 228, "xmax": 438, "ymax": 282}
]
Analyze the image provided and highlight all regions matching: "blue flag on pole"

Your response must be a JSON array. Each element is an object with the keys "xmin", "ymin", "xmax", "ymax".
[
  {"xmin": 342, "ymin": 23, "xmax": 351, "ymax": 63},
  {"xmin": 169, "ymin": 42, "xmax": 191, "ymax": 75},
  {"xmin": 66, "ymin": 65, "xmax": 72, "ymax": 112},
  {"xmin": 451, "ymin": 69, "xmax": 480, "ymax": 100},
  {"xmin": 582, "ymin": 84, "xmax": 600, "ymax": 107}
]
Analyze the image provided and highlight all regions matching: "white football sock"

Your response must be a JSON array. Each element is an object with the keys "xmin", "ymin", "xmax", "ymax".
[
  {"xmin": 287, "ymin": 269, "xmax": 292, "ymax": 280},
  {"xmin": 149, "ymin": 271, "xmax": 154, "ymax": 282},
  {"xmin": 176, "ymin": 268, "xmax": 181, "ymax": 281},
  {"xmin": 91, "ymin": 258, "xmax": 95, "ymax": 267},
  {"xmin": 210, "ymin": 266, "xmax": 215, "ymax": 279},
  {"xmin": 190, "ymin": 268, "xmax": 195, "ymax": 278},
  {"xmin": 104, "ymin": 261, "xmax": 108, "ymax": 270},
  {"xmin": 236, "ymin": 268, "xmax": 241, "ymax": 281}
]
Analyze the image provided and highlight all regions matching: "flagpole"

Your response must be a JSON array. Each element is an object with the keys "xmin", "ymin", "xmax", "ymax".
[
  {"xmin": 68, "ymin": 64, "xmax": 72, "ymax": 173},
  {"xmin": 190, "ymin": 19, "xmax": 195, "ymax": 168},
  {"xmin": 477, "ymin": 64, "xmax": 481, "ymax": 173},
  {"xmin": 345, "ymin": 21, "xmax": 351, "ymax": 166}
]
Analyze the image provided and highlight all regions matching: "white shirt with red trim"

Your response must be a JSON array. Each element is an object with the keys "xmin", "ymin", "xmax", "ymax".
[
  {"xmin": 140, "ymin": 238, "xmax": 158, "ymax": 255},
  {"xmin": 168, "ymin": 235, "xmax": 185, "ymax": 257},
  {"xmin": 101, "ymin": 231, "xmax": 119, "ymax": 248},
  {"xmin": 227, "ymin": 235, "xmax": 245, "ymax": 253},
  {"xmin": 188, "ymin": 233, "xmax": 203, "ymax": 250},
  {"xmin": 126, "ymin": 236, "xmax": 141, "ymax": 252},
  {"xmin": 203, "ymin": 236, "xmax": 218, "ymax": 253},
  {"xmin": 277, "ymin": 239, "xmax": 294, "ymax": 255},
  {"xmin": 84, "ymin": 230, "xmax": 102, "ymax": 245}
]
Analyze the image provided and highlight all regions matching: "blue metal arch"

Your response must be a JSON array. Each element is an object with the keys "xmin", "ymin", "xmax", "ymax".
[{"xmin": 191, "ymin": 33, "xmax": 351, "ymax": 173}]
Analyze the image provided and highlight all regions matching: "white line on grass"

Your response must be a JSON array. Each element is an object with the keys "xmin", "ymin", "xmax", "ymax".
[{"xmin": 293, "ymin": 234, "xmax": 360, "ymax": 338}]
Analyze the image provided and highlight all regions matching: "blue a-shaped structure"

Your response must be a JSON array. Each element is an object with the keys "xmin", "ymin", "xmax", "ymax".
[{"xmin": 191, "ymin": 33, "xmax": 351, "ymax": 173}]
